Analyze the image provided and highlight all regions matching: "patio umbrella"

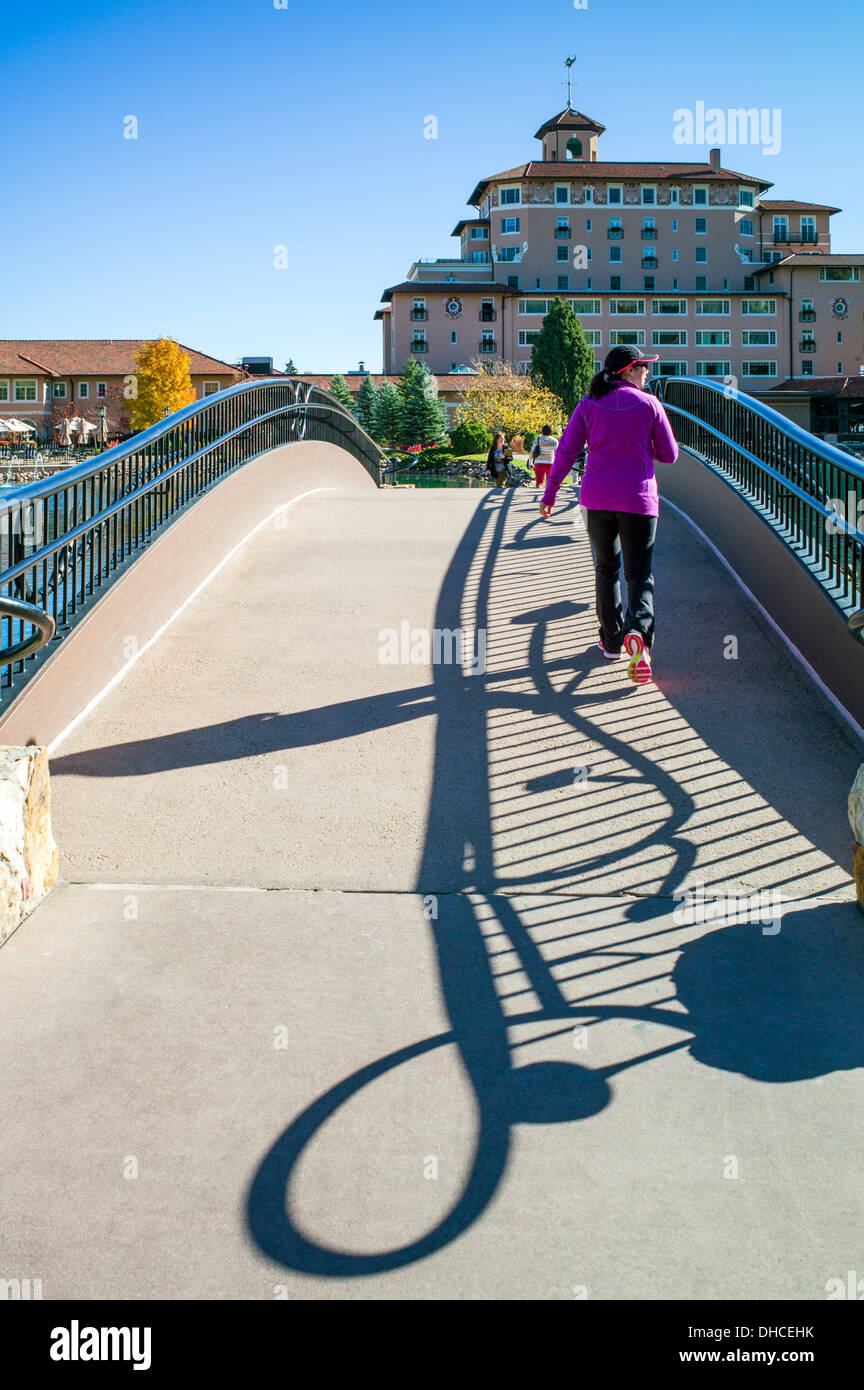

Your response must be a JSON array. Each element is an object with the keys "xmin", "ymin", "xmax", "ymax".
[
  {"xmin": 97, "ymin": 413, "xmax": 110, "ymax": 446},
  {"xmin": 57, "ymin": 417, "xmax": 73, "ymax": 446}
]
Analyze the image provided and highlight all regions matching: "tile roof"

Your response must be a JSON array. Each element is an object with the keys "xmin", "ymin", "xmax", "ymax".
[
  {"xmin": 381, "ymin": 281, "xmax": 516, "ymax": 301},
  {"xmin": 0, "ymin": 340, "xmax": 241, "ymax": 377},
  {"xmin": 758, "ymin": 199, "xmax": 840, "ymax": 213},
  {"xmin": 469, "ymin": 160, "xmax": 772, "ymax": 205},
  {"xmin": 533, "ymin": 109, "xmax": 606, "ymax": 138},
  {"xmin": 301, "ymin": 374, "xmax": 504, "ymax": 392},
  {"xmin": 753, "ymin": 253, "xmax": 864, "ymax": 273},
  {"xmin": 762, "ymin": 377, "xmax": 864, "ymax": 397}
]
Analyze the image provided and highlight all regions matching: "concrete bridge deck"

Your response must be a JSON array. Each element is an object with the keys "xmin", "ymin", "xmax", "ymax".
[{"xmin": 1, "ymin": 484, "xmax": 862, "ymax": 1299}]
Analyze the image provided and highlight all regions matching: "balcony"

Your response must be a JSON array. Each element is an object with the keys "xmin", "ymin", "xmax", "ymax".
[
  {"xmin": 410, "ymin": 309, "xmax": 428, "ymax": 321},
  {"xmin": 479, "ymin": 309, "xmax": 497, "ymax": 322},
  {"xmin": 554, "ymin": 225, "xmax": 571, "ymax": 239},
  {"xmin": 773, "ymin": 232, "xmax": 818, "ymax": 244},
  {"xmin": 799, "ymin": 309, "xmax": 816, "ymax": 322},
  {"xmin": 607, "ymin": 227, "xmax": 624, "ymax": 239},
  {"xmin": 799, "ymin": 340, "xmax": 817, "ymax": 353},
  {"xmin": 641, "ymin": 227, "xmax": 658, "ymax": 240},
  {"xmin": 411, "ymin": 340, "xmax": 428, "ymax": 354},
  {"xmin": 641, "ymin": 256, "xmax": 658, "ymax": 270},
  {"xmin": 479, "ymin": 340, "xmax": 497, "ymax": 353}
]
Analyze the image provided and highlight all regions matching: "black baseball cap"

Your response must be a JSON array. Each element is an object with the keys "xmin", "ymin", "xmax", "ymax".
[{"xmin": 603, "ymin": 345, "xmax": 660, "ymax": 375}]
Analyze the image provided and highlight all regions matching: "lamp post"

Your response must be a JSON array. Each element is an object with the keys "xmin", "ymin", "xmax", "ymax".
[{"xmin": 98, "ymin": 403, "xmax": 107, "ymax": 453}]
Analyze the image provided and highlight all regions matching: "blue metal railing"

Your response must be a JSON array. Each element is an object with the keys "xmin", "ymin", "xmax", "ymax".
[
  {"xmin": 651, "ymin": 375, "xmax": 864, "ymax": 640},
  {"xmin": 0, "ymin": 379, "xmax": 384, "ymax": 704}
]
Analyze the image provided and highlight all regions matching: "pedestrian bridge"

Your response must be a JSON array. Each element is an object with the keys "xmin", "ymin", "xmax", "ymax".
[{"xmin": 0, "ymin": 379, "xmax": 862, "ymax": 1299}]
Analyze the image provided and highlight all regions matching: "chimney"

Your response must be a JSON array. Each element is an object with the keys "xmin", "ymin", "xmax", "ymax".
[{"xmin": 709, "ymin": 147, "xmax": 721, "ymax": 172}]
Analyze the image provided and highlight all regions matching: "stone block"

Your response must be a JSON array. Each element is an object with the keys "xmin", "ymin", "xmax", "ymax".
[{"xmin": 0, "ymin": 745, "xmax": 59, "ymax": 946}]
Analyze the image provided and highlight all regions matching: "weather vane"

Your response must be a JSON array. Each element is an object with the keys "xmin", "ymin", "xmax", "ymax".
[{"xmin": 564, "ymin": 56, "xmax": 577, "ymax": 111}]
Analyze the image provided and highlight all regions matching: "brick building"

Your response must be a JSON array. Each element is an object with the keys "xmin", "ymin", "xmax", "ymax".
[
  {"xmin": 376, "ymin": 106, "xmax": 864, "ymax": 438},
  {"xmin": 0, "ymin": 341, "xmax": 243, "ymax": 443}
]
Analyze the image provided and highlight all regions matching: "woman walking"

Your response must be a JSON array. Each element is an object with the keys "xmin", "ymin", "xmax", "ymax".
[
  {"xmin": 486, "ymin": 432, "xmax": 510, "ymax": 488},
  {"xmin": 528, "ymin": 424, "xmax": 559, "ymax": 490},
  {"xmin": 539, "ymin": 345, "xmax": 678, "ymax": 685}
]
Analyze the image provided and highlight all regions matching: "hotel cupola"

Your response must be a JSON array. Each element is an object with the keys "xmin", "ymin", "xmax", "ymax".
[{"xmin": 534, "ymin": 109, "xmax": 605, "ymax": 162}]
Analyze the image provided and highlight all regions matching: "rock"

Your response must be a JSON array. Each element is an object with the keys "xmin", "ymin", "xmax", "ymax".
[
  {"xmin": 0, "ymin": 745, "xmax": 59, "ymax": 947},
  {"xmin": 854, "ymin": 844, "xmax": 864, "ymax": 917},
  {"xmin": 849, "ymin": 764, "xmax": 864, "ymax": 846}
]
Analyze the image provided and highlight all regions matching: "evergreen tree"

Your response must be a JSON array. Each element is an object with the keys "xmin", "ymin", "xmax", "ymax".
[
  {"xmin": 398, "ymin": 358, "xmax": 446, "ymax": 447},
  {"xmin": 284, "ymin": 359, "xmax": 300, "ymax": 375},
  {"xmin": 356, "ymin": 375, "xmax": 379, "ymax": 433},
  {"xmin": 373, "ymin": 382, "xmax": 403, "ymax": 446},
  {"xmin": 529, "ymin": 299, "xmax": 594, "ymax": 418},
  {"xmin": 327, "ymin": 373, "xmax": 356, "ymax": 414}
]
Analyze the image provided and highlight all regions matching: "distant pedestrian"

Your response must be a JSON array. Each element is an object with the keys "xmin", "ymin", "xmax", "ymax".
[
  {"xmin": 528, "ymin": 424, "xmax": 559, "ymax": 489},
  {"xmin": 539, "ymin": 346, "xmax": 678, "ymax": 686},
  {"xmin": 486, "ymin": 432, "xmax": 510, "ymax": 487}
]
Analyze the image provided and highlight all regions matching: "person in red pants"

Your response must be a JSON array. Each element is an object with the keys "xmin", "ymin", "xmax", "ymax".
[{"xmin": 528, "ymin": 424, "xmax": 558, "ymax": 490}]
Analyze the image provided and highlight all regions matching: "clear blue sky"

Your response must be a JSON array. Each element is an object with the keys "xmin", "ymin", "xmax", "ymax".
[{"xmin": 3, "ymin": 0, "xmax": 860, "ymax": 373}]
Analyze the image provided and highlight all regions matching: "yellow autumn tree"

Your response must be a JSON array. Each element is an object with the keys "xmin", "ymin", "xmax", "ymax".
[
  {"xmin": 452, "ymin": 359, "xmax": 567, "ymax": 441},
  {"xmin": 126, "ymin": 338, "xmax": 196, "ymax": 431}
]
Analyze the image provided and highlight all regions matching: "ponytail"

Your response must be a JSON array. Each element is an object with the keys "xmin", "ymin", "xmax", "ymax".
[{"xmin": 587, "ymin": 367, "xmax": 618, "ymax": 400}]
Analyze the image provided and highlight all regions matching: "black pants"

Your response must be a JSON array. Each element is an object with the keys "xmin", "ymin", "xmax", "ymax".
[{"xmin": 585, "ymin": 509, "xmax": 658, "ymax": 652}]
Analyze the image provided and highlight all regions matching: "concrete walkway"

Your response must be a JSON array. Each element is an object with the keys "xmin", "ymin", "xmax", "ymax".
[{"xmin": 1, "ymin": 484, "xmax": 862, "ymax": 1299}]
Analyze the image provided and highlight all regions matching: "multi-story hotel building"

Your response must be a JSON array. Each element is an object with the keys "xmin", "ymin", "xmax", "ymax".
[{"xmin": 376, "ymin": 108, "xmax": 864, "ymax": 436}]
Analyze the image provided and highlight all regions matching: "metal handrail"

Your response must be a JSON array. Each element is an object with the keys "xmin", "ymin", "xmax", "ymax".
[
  {"xmin": 0, "ymin": 597, "xmax": 55, "ymax": 663},
  {"xmin": 651, "ymin": 375, "xmax": 864, "ymax": 640},
  {"xmin": 0, "ymin": 379, "xmax": 385, "ymax": 690}
]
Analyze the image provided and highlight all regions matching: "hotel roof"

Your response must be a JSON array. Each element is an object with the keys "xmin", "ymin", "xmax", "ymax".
[
  {"xmin": 533, "ymin": 109, "xmax": 606, "ymax": 138},
  {"xmin": 758, "ymin": 199, "xmax": 841, "ymax": 213},
  {"xmin": 0, "ymin": 340, "xmax": 241, "ymax": 377},
  {"xmin": 753, "ymin": 253, "xmax": 864, "ymax": 273},
  {"xmin": 469, "ymin": 161, "xmax": 773, "ymax": 205},
  {"xmin": 762, "ymin": 377, "xmax": 864, "ymax": 397},
  {"xmin": 380, "ymin": 281, "xmax": 516, "ymax": 301}
]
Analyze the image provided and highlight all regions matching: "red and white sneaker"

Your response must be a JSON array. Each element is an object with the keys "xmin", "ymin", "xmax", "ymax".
[
  {"xmin": 596, "ymin": 639, "xmax": 623, "ymax": 660},
  {"xmin": 624, "ymin": 631, "xmax": 652, "ymax": 684}
]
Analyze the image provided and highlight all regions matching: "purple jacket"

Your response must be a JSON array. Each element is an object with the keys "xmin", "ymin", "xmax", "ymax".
[{"xmin": 542, "ymin": 383, "xmax": 678, "ymax": 516}]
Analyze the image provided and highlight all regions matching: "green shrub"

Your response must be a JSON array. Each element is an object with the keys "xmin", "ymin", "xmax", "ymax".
[
  {"xmin": 523, "ymin": 430, "xmax": 537, "ymax": 450},
  {"xmin": 450, "ymin": 420, "xmax": 493, "ymax": 455}
]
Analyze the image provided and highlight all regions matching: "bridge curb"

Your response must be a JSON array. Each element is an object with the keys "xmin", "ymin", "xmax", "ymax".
[{"xmin": 0, "ymin": 744, "xmax": 58, "ymax": 946}]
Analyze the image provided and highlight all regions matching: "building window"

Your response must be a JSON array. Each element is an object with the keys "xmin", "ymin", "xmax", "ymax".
[
  {"xmin": 772, "ymin": 216, "xmax": 788, "ymax": 242},
  {"xmin": 609, "ymin": 299, "xmax": 645, "ymax": 315},
  {"xmin": 501, "ymin": 217, "xmax": 520, "ymax": 234},
  {"xmin": 741, "ymin": 298, "xmax": 776, "ymax": 315},
  {"xmin": 741, "ymin": 361, "xmax": 777, "ymax": 377},
  {"xmin": 518, "ymin": 300, "xmax": 550, "ymax": 314},
  {"xmin": 556, "ymin": 275, "xmax": 569, "ymax": 291},
  {"xmin": 52, "ymin": 381, "xmax": 68, "ymax": 399},
  {"xmin": 585, "ymin": 218, "xmax": 592, "ymax": 232},
  {"xmin": 722, "ymin": 278, "xmax": 729, "ymax": 290},
  {"xmin": 507, "ymin": 275, "xmax": 520, "ymax": 288},
  {"xmin": 555, "ymin": 185, "xmax": 570, "ymax": 204},
  {"xmin": 583, "ymin": 186, "xmax": 594, "ymax": 204},
  {"xmin": 819, "ymin": 266, "xmax": 860, "ymax": 281},
  {"xmin": 450, "ymin": 331, "xmax": 458, "ymax": 344},
  {"xmin": 610, "ymin": 275, "xmax": 622, "ymax": 291},
  {"xmin": 800, "ymin": 297, "xmax": 814, "ymax": 312},
  {"xmin": 672, "ymin": 277, "xmax": 679, "ymax": 289},
  {"xmin": 580, "ymin": 329, "xmax": 602, "ymax": 346},
  {"xmin": 535, "ymin": 278, "xmax": 542, "ymax": 289},
  {"xmin": 801, "ymin": 360, "xmax": 814, "ymax": 376},
  {"xmin": 837, "ymin": 330, "xmax": 843, "ymax": 344},
  {"xmin": 500, "ymin": 187, "xmax": 521, "ymax": 205},
  {"xmin": 742, "ymin": 330, "xmax": 777, "ymax": 346},
  {"xmin": 644, "ymin": 276, "xmax": 655, "ymax": 291},
  {"xmin": 469, "ymin": 251, "xmax": 490, "ymax": 263},
  {"xmin": 657, "ymin": 361, "xmax": 688, "ymax": 376},
  {"xmin": 641, "ymin": 186, "xmax": 656, "ymax": 205},
  {"xmin": 14, "ymin": 379, "xmax": 38, "ymax": 401},
  {"xmin": 642, "ymin": 216, "xmax": 655, "ymax": 231},
  {"xmin": 740, "ymin": 219, "xmax": 753, "ymax": 236},
  {"xmin": 412, "ymin": 297, "xmax": 426, "ymax": 310},
  {"xmin": 609, "ymin": 246, "xmax": 622, "ymax": 263},
  {"xmin": 800, "ymin": 216, "xmax": 816, "ymax": 242},
  {"xmin": 695, "ymin": 330, "xmax": 730, "ymax": 345},
  {"xmin": 609, "ymin": 330, "xmax": 646, "ymax": 346},
  {"xmin": 671, "ymin": 218, "xmax": 678, "ymax": 233},
  {"xmin": 838, "ymin": 362, "xmax": 844, "ymax": 373},
  {"xmin": 586, "ymin": 276, "xmax": 592, "ymax": 289},
  {"xmin": 557, "ymin": 246, "xmax": 569, "ymax": 262},
  {"xmin": 651, "ymin": 298, "xmax": 687, "ymax": 315},
  {"xmin": 203, "ymin": 381, "xmax": 221, "ymax": 396},
  {"xmin": 672, "ymin": 248, "xmax": 678, "ymax": 261},
  {"xmin": 693, "ymin": 186, "xmax": 708, "ymax": 205},
  {"xmin": 695, "ymin": 217, "xmax": 707, "ymax": 235},
  {"xmin": 695, "ymin": 361, "xmax": 732, "ymax": 377},
  {"xmin": 607, "ymin": 185, "xmax": 622, "ymax": 204},
  {"xmin": 695, "ymin": 246, "xmax": 708, "ymax": 262},
  {"xmin": 695, "ymin": 299, "xmax": 730, "ymax": 315},
  {"xmin": 518, "ymin": 330, "xmax": 542, "ymax": 347},
  {"xmin": 739, "ymin": 188, "xmax": 755, "ymax": 207},
  {"xmin": 743, "ymin": 276, "xmax": 755, "ymax": 291},
  {"xmin": 0, "ymin": 381, "xmax": 8, "ymax": 401},
  {"xmin": 569, "ymin": 299, "xmax": 601, "ymax": 314},
  {"xmin": 695, "ymin": 276, "xmax": 707, "ymax": 291},
  {"xmin": 669, "ymin": 188, "xmax": 680, "ymax": 205},
  {"xmin": 469, "ymin": 226, "xmax": 488, "ymax": 239},
  {"xmin": 498, "ymin": 247, "xmax": 519, "ymax": 262},
  {"xmin": 652, "ymin": 329, "xmax": 687, "ymax": 346},
  {"xmin": 96, "ymin": 381, "xmax": 107, "ymax": 398}
]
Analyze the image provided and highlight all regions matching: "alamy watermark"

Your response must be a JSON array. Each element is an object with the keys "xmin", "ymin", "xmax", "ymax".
[
  {"xmin": 673, "ymin": 882, "xmax": 782, "ymax": 935},
  {"xmin": 378, "ymin": 623, "xmax": 486, "ymax": 675},
  {"xmin": 672, "ymin": 103, "xmax": 781, "ymax": 156}
]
